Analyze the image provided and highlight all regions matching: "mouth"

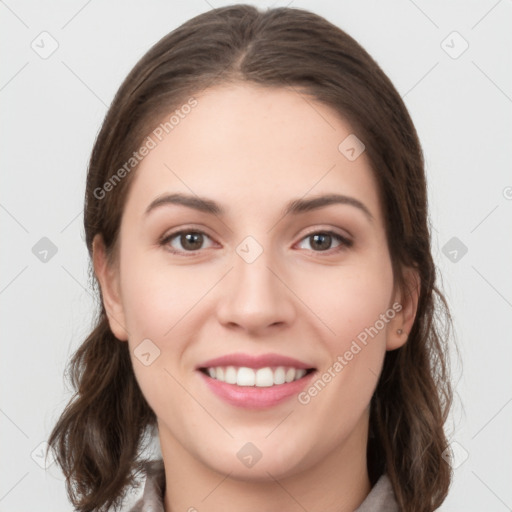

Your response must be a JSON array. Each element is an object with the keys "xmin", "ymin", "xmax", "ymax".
[
  {"xmin": 196, "ymin": 353, "xmax": 317, "ymax": 408},
  {"xmin": 196, "ymin": 353, "xmax": 318, "ymax": 410},
  {"xmin": 198, "ymin": 366, "xmax": 316, "ymax": 387}
]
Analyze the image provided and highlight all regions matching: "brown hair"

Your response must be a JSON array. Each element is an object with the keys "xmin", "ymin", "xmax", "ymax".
[{"xmin": 48, "ymin": 5, "xmax": 454, "ymax": 511}]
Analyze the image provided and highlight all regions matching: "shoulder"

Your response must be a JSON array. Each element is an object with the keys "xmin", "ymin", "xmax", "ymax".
[
  {"xmin": 355, "ymin": 473, "xmax": 399, "ymax": 512},
  {"xmin": 115, "ymin": 459, "xmax": 166, "ymax": 512}
]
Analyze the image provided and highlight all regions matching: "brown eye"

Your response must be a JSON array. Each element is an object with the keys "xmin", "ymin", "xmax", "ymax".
[
  {"xmin": 297, "ymin": 231, "xmax": 352, "ymax": 253},
  {"xmin": 161, "ymin": 230, "xmax": 214, "ymax": 254},
  {"xmin": 309, "ymin": 233, "xmax": 333, "ymax": 251},
  {"xmin": 179, "ymin": 232, "xmax": 204, "ymax": 251}
]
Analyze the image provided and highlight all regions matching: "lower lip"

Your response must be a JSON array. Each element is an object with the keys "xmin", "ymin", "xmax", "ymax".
[{"xmin": 198, "ymin": 370, "xmax": 316, "ymax": 409}]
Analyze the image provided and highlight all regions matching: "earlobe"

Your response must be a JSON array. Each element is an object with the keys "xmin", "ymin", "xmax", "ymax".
[
  {"xmin": 92, "ymin": 234, "xmax": 129, "ymax": 341},
  {"xmin": 386, "ymin": 267, "xmax": 420, "ymax": 351}
]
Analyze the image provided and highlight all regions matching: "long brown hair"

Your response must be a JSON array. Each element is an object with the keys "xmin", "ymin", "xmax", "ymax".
[{"xmin": 48, "ymin": 5, "xmax": 455, "ymax": 511}]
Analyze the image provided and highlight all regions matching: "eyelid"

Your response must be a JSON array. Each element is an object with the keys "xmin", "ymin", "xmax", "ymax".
[
  {"xmin": 159, "ymin": 226, "xmax": 217, "ymax": 256},
  {"xmin": 298, "ymin": 226, "xmax": 352, "ymax": 244},
  {"xmin": 293, "ymin": 227, "xmax": 353, "ymax": 252},
  {"xmin": 159, "ymin": 225, "xmax": 353, "ymax": 255}
]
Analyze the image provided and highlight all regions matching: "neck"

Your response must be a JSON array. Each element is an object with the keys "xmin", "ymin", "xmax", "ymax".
[{"xmin": 160, "ymin": 410, "xmax": 372, "ymax": 512}]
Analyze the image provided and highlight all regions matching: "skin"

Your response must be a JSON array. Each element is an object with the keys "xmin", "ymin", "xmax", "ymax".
[{"xmin": 93, "ymin": 84, "xmax": 419, "ymax": 512}]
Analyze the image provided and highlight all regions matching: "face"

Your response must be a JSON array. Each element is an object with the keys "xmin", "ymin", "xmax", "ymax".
[{"xmin": 94, "ymin": 84, "xmax": 416, "ymax": 480}]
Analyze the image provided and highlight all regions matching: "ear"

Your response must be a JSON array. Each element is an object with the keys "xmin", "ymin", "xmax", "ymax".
[
  {"xmin": 386, "ymin": 266, "xmax": 420, "ymax": 351},
  {"xmin": 92, "ymin": 234, "xmax": 129, "ymax": 341}
]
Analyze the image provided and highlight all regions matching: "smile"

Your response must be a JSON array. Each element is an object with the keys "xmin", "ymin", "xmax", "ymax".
[{"xmin": 200, "ymin": 366, "xmax": 314, "ymax": 387}]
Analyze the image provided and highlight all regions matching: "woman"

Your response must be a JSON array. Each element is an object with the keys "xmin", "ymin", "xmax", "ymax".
[{"xmin": 48, "ymin": 5, "xmax": 454, "ymax": 511}]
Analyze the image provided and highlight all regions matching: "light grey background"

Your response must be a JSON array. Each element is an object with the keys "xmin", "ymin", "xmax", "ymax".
[{"xmin": 1, "ymin": 0, "xmax": 511, "ymax": 510}]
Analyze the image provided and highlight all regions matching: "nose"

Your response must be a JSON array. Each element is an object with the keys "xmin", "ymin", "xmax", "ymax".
[{"xmin": 215, "ymin": 249, "xmax": 296, "ymax": 335}]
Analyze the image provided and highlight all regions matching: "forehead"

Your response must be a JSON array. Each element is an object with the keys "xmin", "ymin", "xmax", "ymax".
[{"xmin": 123, "ymin": 83, "xmax": 383, "ymax": 226}]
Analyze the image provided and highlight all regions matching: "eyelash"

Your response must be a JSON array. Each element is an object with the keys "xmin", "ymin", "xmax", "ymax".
[{"xmin": 159, "ymin": 228, "xmax": 353, "ymax": 257}]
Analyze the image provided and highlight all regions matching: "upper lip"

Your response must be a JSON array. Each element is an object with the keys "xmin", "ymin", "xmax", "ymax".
[{"xmin": 197, "ymin": 353, "xmax": 315, "ymax": 370}]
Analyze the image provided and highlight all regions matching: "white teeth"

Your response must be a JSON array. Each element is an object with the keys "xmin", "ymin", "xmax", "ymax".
[
  {"xmin": 273, "ymin": 366, "xmax": 286, "ymax": 385},
  {"xmin": 204, "ymin": 366, "xmax": 310, "ymax": 386},
  {"xmin": 296, "ymin": 369, "xmax": 306, "ymax": 380},
  {"xmin": 225, "ymin": 366, "xmax": 237, "ymax": 384},
  {"xmin": 255, "ymin": 368, "xmax": 274, "ymax": 387},
  {"xmin": 285, "ymin": 368, "xmax": 296, "ymax": 383},
  {"xmin": 237, "ymin": 367, "xmax": 255, "ymax": 386}
]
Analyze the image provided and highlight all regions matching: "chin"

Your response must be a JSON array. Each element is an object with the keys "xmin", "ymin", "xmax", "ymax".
[{"xmin": 196, "ymin": 436, "xmax": 311, "ymax": 481}]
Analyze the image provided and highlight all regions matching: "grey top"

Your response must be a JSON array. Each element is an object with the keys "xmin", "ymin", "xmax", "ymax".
[{"xmin": 116, "ymin": 459, "xmax": 398, "ymax": 512}]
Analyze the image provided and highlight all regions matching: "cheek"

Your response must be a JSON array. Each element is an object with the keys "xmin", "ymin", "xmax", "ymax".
[
  {"xmin": 119, "ymin": 247, "xmax": 210, "ymax": 340},
  {"xmin": 118, "ymin": 248, "xmax": 221, "ymax": 402},
  {"xmin": 292, "ymin": 261, "xmax": 393, "ymax": 442},
  {"xmin": 118, "ymin": 249, "xmax": 201, "ymax": 418},
  {"xmin": 298, "ymin": 258, "xmax": 395, "ymax": 348}
]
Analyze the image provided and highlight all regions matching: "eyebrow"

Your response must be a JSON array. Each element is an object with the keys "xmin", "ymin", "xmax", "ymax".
[{"xmin": 145, "ymin": 192, "xmax": 373, "ymax": 222}]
